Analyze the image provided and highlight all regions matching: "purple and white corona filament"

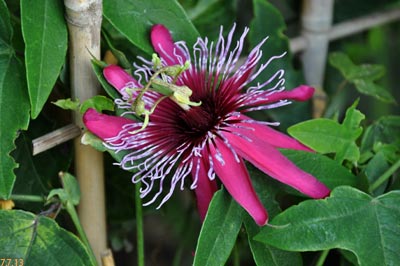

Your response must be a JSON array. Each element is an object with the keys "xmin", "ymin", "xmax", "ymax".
[{"xmin": 84, "ymin": 24, "xmax": 330, "ymax": 225}]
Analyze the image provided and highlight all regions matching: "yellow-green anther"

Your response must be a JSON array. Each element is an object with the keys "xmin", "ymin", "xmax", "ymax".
[
  {"xmin": 151, "ymin": 79, "xmax": 201, "ymax": 109},
  {"xmin": 163, "ymin": 60, "xmax": 190, "ymax": 77},
  {"xmin": 129, "ymin": 95, "xmax": 168, "ymax": 135},
  {"xmin": 128, "ymin": 55, "xmax": 198, "ymax": 134},
  {"xmin": 133, "ymin": 98, "xmax": 146, "ymax": 116},
  {"xmin": 152, "ymin": 53, "xmax": 162, "ymax": 69},
  {"xmin": 171, "ymin": 86, "xmax": 202, "ymax": 110}
]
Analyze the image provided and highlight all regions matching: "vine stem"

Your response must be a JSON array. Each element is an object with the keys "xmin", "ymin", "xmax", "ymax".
[
  {"xmin": 316, "ymin": 249, "xmax": 330, "ymax": 266},
  {"xmin": 11, "ymin": 194, "xmax": 45, "ymax": 202},
  {"xmin": 135, "ymin": 182, "xmax": 145, "ymax": 266},
  {"xmin": 370, "ymin": 158, "xmax": 400, "ymax": 192},
  {"xmin": 66, "ymin": 203, "xmax": 98, "ymax": 265},
  {"xmin": 232, "ymin": 243, "xmax": 240, "ymax": 266}
]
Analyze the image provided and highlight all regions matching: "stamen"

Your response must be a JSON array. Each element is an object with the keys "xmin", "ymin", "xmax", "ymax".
[
  {"xmin": 207, "ymin": 155, "xmax": 216, "ymax": 180},
  {"xmin": 245, "ymin": 100, "xmax": 291, "ymax": 112},
  {"xmin": 190, "ymin": 157, "xmax": 202, "ymax": 189}
]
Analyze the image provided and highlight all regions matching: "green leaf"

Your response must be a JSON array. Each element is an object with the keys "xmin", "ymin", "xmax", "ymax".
[
  {"xmin": 245, "ymin": 222, "xmax": 302, "ymax": 266},
  {"xmin": 329, "ymin": 52, "xmax": 385, "ymax": 81},
  {"xmin": 185, "ymin": 0, "xmax": 221, "ymax": 20},
  {"xmin": 102, "ymin": 30, "xmax": 132, "ymax": 69},
  {"xmin": 52, "ymin": 98, "xmax": 81, "ymax": 111},
  {"xmin": 92, "ymin": 60, "xmax": 121, "ymax": 100},
  {"xmin": 21, "ymin": 0, "xmax": 68, "ymax": 118},
  {"xmin": 103, "ymin": 0, "xmax": 199, "ymax": 55},
  {"xmin": 80, "ymin": 95, "xmax": 115, "ymax": 114},
  {"xmin": 353, "ymin": 80, "xmax": 395, "ymax": 103},
  {"xmin": 364, "ymin": 152, "xmax": 390, "ymax": 195},
  {"xmin": 48, "ymin": 172, "xmax": 80, "ymax": 206},
  {"xmin": 0, "ymin": 210, "xmax": 95, "ymax": 265},
  {"xmin": 361, "ymin": 115, "xmax": 400, "ymax": 154},
  {"xmin": 81, "ymin": 132, "xmax": 107, "ymax": 152},
  {"xmin": 58, "ymin": 96, "xmax": 113, "ymax": 115},
  {"xmin": 193, "ymin": 189, "xmax": 244, "ymax": 266},
  {"xmin": 288, "ymin": 101, "xmax": 365, "ymax": 164},
  {"xmin": 12, "ymin": 132, "xmax": 48, "ymax": 195},
  {"xmin": 82, "ymin": 132, "xmax": 134, "ymax": 167},
  {"xmin": 255, "ymin": 186, "xmax": 400, "ymax": 266},
  {"xmin": 0, "ymin": 1, "xmax": 30, "ymax": 199},
  {"xmin": 280, "ymin": 149, "xmax": 366, "ymax": 192},
  {"xmin": 244, "ymin": 166, "xmax": 302, "ymax": 266},
  {"xmin": 0, "ymin": 0, "xmax": 12, "ymax": 43},
  {"xmin": 329, "ymin": 52, "xmax": 395, "ymax": 103}
]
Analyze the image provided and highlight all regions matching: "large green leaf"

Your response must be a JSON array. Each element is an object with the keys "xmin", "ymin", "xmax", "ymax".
[
  {"xmin": 193, "ymin": 189, "xmax": 244, "ymax": 266},
  {"xmin": 12, "ymin": 133, "xmax": 49, "ymax": 196},
  {"xmin": 186, "ymin": 0, "xmax": 229, "ymax": 21},
  {"xmin": 255, "ymin": 186, "xmax": 400, "ymax": 266},
  {"xmin": 0, "ymin": 0, "xmax": 11, "ymax": 42},
  {"xmin": 21, "ymin": 0, "xmax": 68, "ymax": 118},
  {"xmin": 103, "ymin": 0, "xmax": 199, "ymax": 55},
  {"xmin": 0, "ymin": 0, "xmax": 30, "ymax": 199},
  {"xmin": 364, "ymin": 151, "xmax": 390, "ymax": 195},
  {"xmin": 288, "ymin": 101, "xmax": 365, "ymax": 164},
  {"xmin": 244, "ymin": 166, "xmax": 302, "ymax": 266},
  {"xmin": 0, "ymin": 210, "xmax": 95, "ymax": 265},
  {"xmin": 280, "ymin": 149, "xmax": 366, "ymax": 192}
]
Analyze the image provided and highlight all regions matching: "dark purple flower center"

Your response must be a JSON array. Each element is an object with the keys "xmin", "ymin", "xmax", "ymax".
[{"xmin": 177, "ymin": 94, "xmax": 220, "ymax": 139}]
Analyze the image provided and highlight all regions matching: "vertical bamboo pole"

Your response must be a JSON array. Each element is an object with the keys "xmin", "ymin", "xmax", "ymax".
[
  {"xmin": 64, "ymin": 0, "xmax": 106, "ymax": 263},
  {"xmin": 300, "ymin": 0, "xmax": 334, "ymax": 117}
]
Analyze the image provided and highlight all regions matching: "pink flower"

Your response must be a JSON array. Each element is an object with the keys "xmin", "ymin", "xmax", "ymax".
[{"xmin": 84, "ymin": 24, "xmax": 330, "ymax": 226}]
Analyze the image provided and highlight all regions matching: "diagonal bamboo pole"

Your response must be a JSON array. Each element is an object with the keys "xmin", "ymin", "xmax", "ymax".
[{"xmin": 64, "ymin": 0, "xmax": 106, "ymax": 263}]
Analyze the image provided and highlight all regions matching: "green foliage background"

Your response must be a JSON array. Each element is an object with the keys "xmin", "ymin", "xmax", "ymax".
[{"xmin": 0, "ymin": 0, "xmax": 399, "ymax": 265}]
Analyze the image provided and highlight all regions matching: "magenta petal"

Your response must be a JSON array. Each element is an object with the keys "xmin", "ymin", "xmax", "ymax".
[
  {"xmin": 247, "ymin": 85, "xmax": 315, "ymax": 107},
  {"xmin": 83, "ymin": 108, "xmax": 132, "ymax": 140},
  {"xmin": 225, "ymin": 131, "xmax": 330, "ymax": 199},
  {"xmin": 237, "ymin": 114, "xmax": 312, "ymax": 151},
  {"xmin": 103, "ymin": 65, "xmax": 140, "ymax": 93},
  {"xmin": 151, "ymin": 24, "xmax": 186, "ymax": 66},
  {"xmin": 191, "ymin": 156, "xmax": 218, "ymax": 221},
  {"xmin": 209, "ymin": 138, "xmax": 268, "ymax": 226},
  {"xmin": 269, "ymin": 85, "xmax": 315, "ymax": 102}
]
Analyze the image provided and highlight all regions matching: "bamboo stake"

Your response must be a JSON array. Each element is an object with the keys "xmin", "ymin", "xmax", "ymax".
[
  {"xmin": 101, "ymin": 249, "xmax": 116, "ymax": 266},
  {"xmin": 301, "ymin": 0, "xmax": 334, "ymax": 87},
  {"xmin": 64, "ymin": 0, "xmax": 106, "ymax": 263},
  {"xmin": 300, "ymin": 0, "xmax": 334, "ymax": 118}
]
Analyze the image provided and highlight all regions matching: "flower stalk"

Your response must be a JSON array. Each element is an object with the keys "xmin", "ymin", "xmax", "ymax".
[
  {"xmin": 370, "ymin": 158, "xmax": 400, "ymax": 192},
  {"xmin": 135, "ymin": 182, "xmax": 145, "ymax": 266},
  {"xmin": 65, "ymin": 201, "xmax": 98, "ymax": 265}
]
